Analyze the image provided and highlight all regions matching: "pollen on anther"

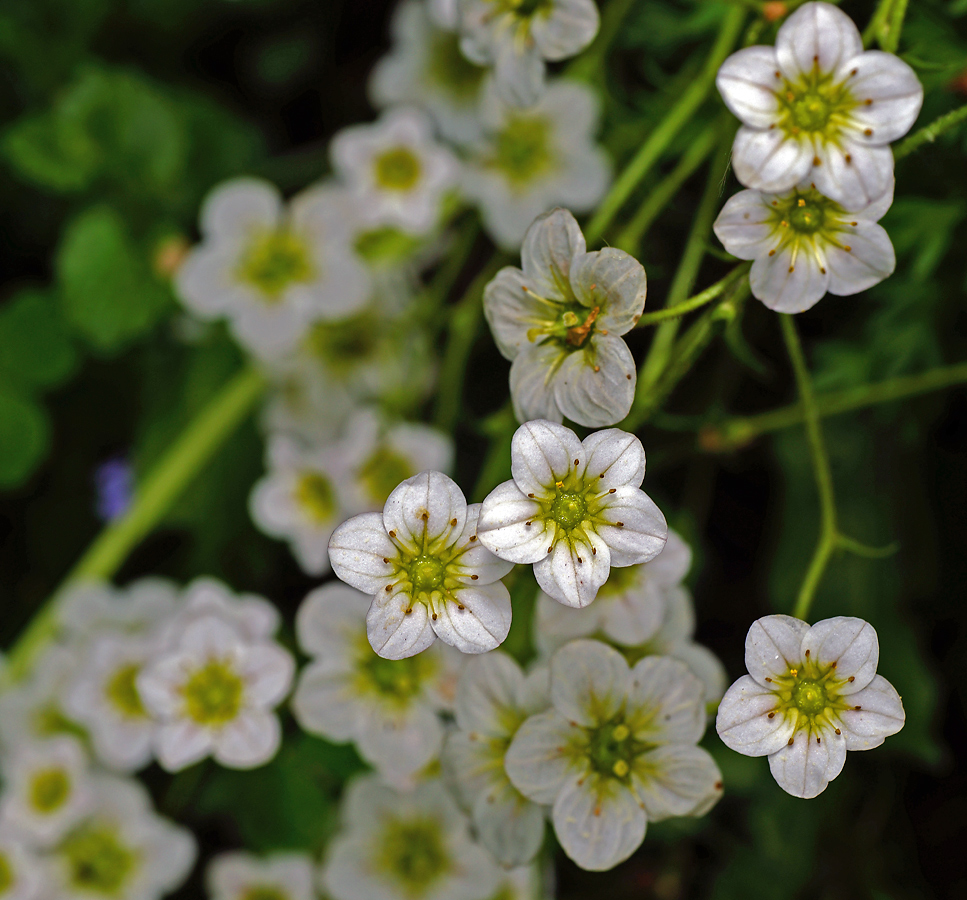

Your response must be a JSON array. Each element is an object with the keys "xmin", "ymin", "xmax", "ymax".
[
  {"xmin": 470, "ymin": 574, "xmax": 478, "ymax": 580},
  {"xmin": 854, "ymin": 705, "xmax": 862, "ymax": 711},
  {"xmin": 805, "ymin": 649, "xmax": 810, "ymax": 657},
  {"xmin": 574, "ymin": 459, "xmax": 579, "ymax": 466},
  {"xmin": 591, "ymin": 547, "xmax": 596, "ymax": 555},
  {"xmin": 768, "ymin": 249, "xmax": 776, "ymax": 256},
  {"xmin": 765, "ymin": 677, "xmax": 772, "ymax": 682},
  {"xmin": 385, "ymin": 585, "xmax": 392, "ymax": 592},
  {"xmin": 845, "ymin": 154, "xmax": 852, "ymax": 164},
  {"xmin": 450, "ymin": 517, "xmax": 457, "ymax": 526},
  {"xmin": 835, "ymin": 728, "xmax": 841, "ymax": 734},
  {"xmin": 593, "ymin": 365, "xmax": 600, "ymax": 373},
  {"xmin": 616, "ymin": 521, "xmax": 624, "ymax": 527},
  {"xmin": 431, "ymin": 613, "xmax": 438, "ymax": 620},
  {"xmin": 768, "ymin": 712, "xmax": 775, "ymax": 718},
  {"xmin": 848, "ymin": 675, "xmax": 855, "ymax": 682},
  {"xmin": 458, "ymin": 604, "xmax": 465, "ymax": 611},
  {"xmin": 844, "ymin": 245, "xmax": 852, "ymax": 252},
  {"xmin": 528, "ymin": 492, "xmax": 535, "ymax": 498},
  {"xmin": 404, "ymin": 608, "xmax": 412, "ymax": 615},
  {"xmin": 577, "ymin": 557, "xmax": 583, "ymax": 564},
  {"xmin": 820, "ymin": 267, "xmax": 827, "ymax": 274},
  {"xmin": 813, "ymin": 156, "xmax": 821, "ymax": 166},
  {"xmin": 469, "ymin": 535, "xmax": 477, "ymax": 541},
  {"xmin": 383, "ymin": 557, "xmax": 390, "ymax": 563},
  {"xmin": 864, "ymin": 128, "xmax": 873, "ymax": 136},
  {"xmin": 787, "ymin": 737, "xmax": 794, "ymax": 746},
  {"xmin": 788, "ymin": 266, "xmax": 795, "ymax": 273}
]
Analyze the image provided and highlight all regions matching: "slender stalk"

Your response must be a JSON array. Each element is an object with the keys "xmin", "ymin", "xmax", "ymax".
[
  {"xmin": 421, "ymin": 220, "xmax": 479, "ymax": 334},
  {"xmin": 779, "ymin": 316, "xmax": 838, "ymax": 622},
  {"xmin": 3, "ymin": 366, "xmax": 265, "ymax": 684},
  {"xmin": 635, "ymin": 262, "xmax": 751, "ymax": 327},
  {"xmin": 863, "ymin": 0, "xmax": 909, "ymax": 53},
  {"xmin": 566, "ymin": 0, "xmax": 638, "ymax": 81},
  {"xmin": 583, "ymin": 6, "xmax": 744, "ymax": 244},
  {"xmin": 894, "ymin": 103, "xmax": 967, "ymax": 161}
]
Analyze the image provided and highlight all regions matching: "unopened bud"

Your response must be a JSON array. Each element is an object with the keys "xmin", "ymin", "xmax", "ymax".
[
  {"xmin": 763, "ymin": 2, "xmax": 788, "ymax": 23},
  {"xmin": 153, "ymin": 235, "xmax": 190, "ymax": 279}
]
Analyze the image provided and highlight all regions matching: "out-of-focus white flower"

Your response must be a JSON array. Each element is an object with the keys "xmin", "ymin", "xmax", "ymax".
[
  {"xmin": 456, "ymin": 0, "xmax": 599, "ymax": 108},
  {"xmin": 331, "ymin": 108, "xmax": 459, "ymax": 235},
  {"xmin": 321, "ymin": 775, "xmax": 501, "ymax": 900},
  {"xmin": 0, "ymin": 836, "xmax": 45, "ymax": 900},
  {"xmin": 161, "ymin": 578, "xmax": 281, "ymax": 647},
  {"xmin": 45, "ymin": 775, "xmax": 196, "ymax": 900},
  {"xmin": 138, "ymin": 614, "xmax": 294, "ymax": 771},
  {"xmin": 329, "ymin": 471, "xmax": 514, "ymax": 659},
  {"xmin": 484, "ymin": 208, "xmax": 645, "ymax": 426},
  {"xmin": 370, "ymin": 0, "xmax": 489, "ymax": 144},
  {"xmin": 175, "ymin": 178, "xmax": 371, "ymax": 360},
  {"xmin": 442, "ymin": 652, "xmax": 548, "ymax": 867},
  {"xmin": 58, "ymin": 579, "xmax": 178, "ymax": 640},
  {"xmin": 292, "ymin": 584, "xmax": 462, "ymax": 788},
  {"xmin": 714, "ymin": 181, "xmax": 895, "ymax": 313},
  {"xmin": 0, "ymin": 738, "xmax": 93, "ymax": 847},
  {"xmin": 0, "ymin": 645, "xmax": 81, "ymax": 749},
  {"xmin": 716, "ymin": 615, "xmax": 905, "ymax": 799},
  {"xmin": 506, "ymin": 640, "xmax": 722, "ymax": 871},
  {"xmin": 462, "ymin": 80, "xmax": 610, "ymax": 249},
  {"xmin": 715, "ymin": 1, "xmax": 922, "ymax": 209},
  {"xmin": 206, "ymin": 851, "xmax": 315, "ymax": 900},
  {"xmin": 478, "ymin": 420, "xmax": 667, "ymax": 609}
]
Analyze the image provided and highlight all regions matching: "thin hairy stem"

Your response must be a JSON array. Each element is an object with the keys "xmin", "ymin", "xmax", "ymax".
[
  {"xmin": 863, "ymin": 0, "xmax": 909, "ymax": 52},
  {"xmin": 895, "ymin": 103, "xmax": 967, "ymax": 161},
  {"xmin": 635, "ymin": 262, "xmax": 751, "ymax": 326}
]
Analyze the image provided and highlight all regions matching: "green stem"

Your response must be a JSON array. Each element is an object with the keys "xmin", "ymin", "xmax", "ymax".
[
  {"xmin": 3, "ymin": 366, "xmax": 265, "ymax": 684},
  {"xmin": 565, "ymin": 0, "xmax": 638, "ymax": 81},
  {"xmin": 894, "ymin": 103, "xmax": 967, "ymax": 161},
  {"xmin": 471, "ymin": 404, "xmax": 517, "ymax": 503},
  {"xmin": 635, "ymin": 262, "xmax": 751, "ymax": 326},
  {"xmin": 779, "ymin": 316, "xmax": 837, "ymax": 622},
  {"xmin": 583, "ymin": 5, "xmax": 745, "ymax": 245},
  {"xmin": 863, "ymin": 0, "xmax": 909, "ymax": 52},
  {"xmin": 421, "ymin": 219, "xmax": 479, "ymax": 334}
]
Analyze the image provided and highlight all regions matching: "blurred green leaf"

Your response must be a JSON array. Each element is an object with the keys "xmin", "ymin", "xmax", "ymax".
[
  {"xmin": 0, "ymin": 379, "xmax": 51, "ymax": 487},
  {"xmin": 0, "ymin": 288, "xmax": 77, "ymax": 392}
]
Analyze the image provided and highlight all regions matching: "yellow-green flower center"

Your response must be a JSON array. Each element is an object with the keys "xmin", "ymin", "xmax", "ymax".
[
  {"xmin": 792, "ymin": 678, "xmax": 828, "ymax": 717},
  {"xmin": 550, "ymin": 490, "xmax": 588, "ymax": 532},
  {"xmin": 105, "ymin": 663, "xmax": 147, "ymax": 719},
  {"xmin": 586, "ymin": 719, "xmax": 645, "ymax": 781},
  {"xmin": 61, "ymin": 824, "xmax": 138, "ymax": 895},
  {"xmin": 491, "ymin": 115, "xmax": 554, "ymax": 186},
  {"xmin": 29, "ymin": 767, "xmax": 71, "ymax": 813},
  {"xmin": 358, "ymin": 447, "xmax": 414, "ymax": 507},
  {"xmin": 239, "ymin": 230, "xmax": 314, "ymax": 301},
  {"xmin": 427, "ymin": 32, "xmax": 486, "ymax": 101},
  {"xmin": 409, "ymin": 555, "xmax": 447, "ymax": 593},
  {"xmin": 356, "ymin": 635, "xmax": 436, "ymax": 705},
  {"xmin": 240, "ymin": 886, "xmax": 289, "ymax": 900},
  {"xmin": 377, "ymin": 816, "xmax": 450, "ymax": 894},
  {"xmin": 182, "ymin": 659, "xmax": 244, "ymax": 726},
  {"xmin": 766, "ymin": 187, "xmax": 852, "ymax": 268},
  {"xmin": 777, "ymin": 67, "xmax": 856, "ymax": 142},
  {"xmin": 0, "ymin": 852, "xmax": 13, "ymax": 893},
  {"xmin": 374, "ymin": 147, "xmax": 422, "ymax": 192},
  {"xmin": 295, "ymin": 472, "xmax": 337, "ymax": 524}
]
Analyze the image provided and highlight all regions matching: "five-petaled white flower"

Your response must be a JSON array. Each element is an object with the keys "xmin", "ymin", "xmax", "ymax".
[
  {"xmin": 715, "ymin": 1, "xmax": 923, "ymax": 209},
  {"xmin": 457, "ymin": 0, "xmax": 600, "ymax": 108},
  {"xmin": 206, "ymin": 851, "xmax": 316, "ymax": 900},
  {"xmin": 329, "ymin": 471, "xmax": 514, "ymax": 659},
  {"xmin": 716, "ymin": 615, "xmax": 905, "ymax": 799},
  {"xmin": 331, "ymin": 107, "xmax": 459, "ymax": 235},
  {"xmin": 442, "ymin": 651, "xmax": 549, "ymax": 867},
  {"xmin": 713, "ymin": 180, "xmax": 895, "ymax": 313},
  {"xmin": 485, "ymin": 208, "xmax": 645, "ymax": 426},
  {"xmin": 0, "ymin": 835, "xmax": 45, "ymax": 900},
  {"xmin": 462, "ymin": 81, "xmax": 610, "ymax": 249},
  {"xmin": 477, "ymin": 420, "xmax": 667, "ymax": 609},
  {"xmin": 505, "ymin": 640, "xmax": 723, "ymax": 871},
  {"xmin": 292, "ymin": 583, "xmax": 463, "ymax": 787}
]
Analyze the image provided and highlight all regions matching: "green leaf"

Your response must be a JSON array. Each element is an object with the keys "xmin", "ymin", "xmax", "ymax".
[
  {"xmin": 0, "ymin": 379, "xmax": 51, "ymax": 487},
  {"xmin": 0, "ymin": 288, "xmax": 77, "ymax": 392},
  {"xmin": 56, "ymin": 205, "xmax": 171, "ymax": 353}
]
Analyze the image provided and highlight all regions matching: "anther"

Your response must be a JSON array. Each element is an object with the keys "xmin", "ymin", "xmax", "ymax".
[
  {"xmin": 865, "ymin": 98, "xmax": 873, "ymax": 105},
  {"xmin": 835, "ymin": 728, "xmax": 841, "ymax": 734},
  {"xmin": 805, "ymin": 649, "xmax": 810, "ymax": 657},
  {"xmin": 715, "ymin": 781, "xmax": 723, "ymax": 790},
  {"xmin": 525, "ymin": 521, "xmax": 532, "ymax": 527},
  {"xmin": 850, "ymin": 221, "xmax": 858, "ymax": 226},
  {"xmin": 848, "ymin": 676, "xmax": 855, "ymax": 682},
  {"xmin": 830, "ymin": 661, "xmax": 837, "ymax": 668},
  {"xmin": 548, "ymin": 547, "xmax": 553, "ymax": 553},
  {"xmin": 431, "ymin": 613, "xmax": 437, "ymax": 620},
  {"xmin": 626, "ymin": 374, "xmax": 632, "ymax": 380},
  {"xmin": 469, "ymin": 535, "xmax": 477, "ymax": 541},
  {"xmin": 577, "ymin": 557, "xmax": 583, "ymax": 564},
  {"xmin": 844, "ymin": 245, "xmax": 852, "ymax": 252},
  {"xmin": 820, "ymin": 267, "xmax": 827, "ymax": 274},
  {"xmin": 772, "ymin": 200, "xmax": 779, "ymax": 206},
  {"xmin": 591, "ymin": 547, "xmax": 596, "ymax": 555},
  {"xmin": 593, "ymin": 365, "xmax": 600, "ymax": 373},
  {"xmin": 388, "ymin": 530, "xmax": 396, "ymax": 538},
  {"xmin": 385, "ymin": 585, "xmax": 392, "ymax": 592},
  {"xmin": 798, "ymin": 199, "xmax": 806, "ymax": 207},
  {"xmin": 816, "ymin": 737, "xmax": 821, "ymax": 744},
  {"xmin": 405, "ymin": 608, "xmax": 412, "ymax": 615},
  {"xmin": 850, "ymin": 68, "xmax": 858, "ymax": 76},
  {"xmin": 774, "ymin": 71, "xmax": 780, "ymax": 78},
  {"xmin": 527, "ymin": 493, "xmax": 535, "ymax": 498},
  {"xmin": 458, "ymin": 604, "xmax": 465, "ymax": 611},
  {"xmin": 574, "ymin": 459, "xmax": 579, "ymax": 466},
  {"xmin": 845, "ymin": 154, "xmax": 852, "ymax": 164},
  {"xmin": 383, "ymin": 558, "xmax": 390, "ymax": 563},
  {"xmin": 787, "ymin": 737, "xmax": 794, "ymax": 746},
  {"xmin": 450, "ymin": 517, "xmax": 457, "ymax": 526},
  {"xmin": 854, "ymin": 705, "xmax": 862, "ymax": 711},
  {"xmin": 768, "ymin": 250, "xmax": 776, "ymax": 256},
  {"xmin": 768, "ymin": 712, "xmax": 775, "ymax": 718},
  {"xmin": 616, "ymin": 522, "xmax": 624, "ymax": 527},
  {"xmin": 864, "ymin": 128, "xmax": 873, "ymax": 136},
  {"xmin": 813, "ymin": 54, "xmax": 818, "ymax": 62},
  {"xmin": 469, "ymin": 574, "xmax": 478, "ymax": 581},
  {"xmin": 765, "ymin": 677, "xmax": 772, "ymax": 682},
  {"xmin": 421, "ymin": 511, "xmax": 428, "ymax": 521},
  {"xmin": 608, "ymin": 488, "xmax": 616, "ymax": 493},
  {"xmin": 789, "ymin": 266, "xmax": 795, "ymax": 273}
]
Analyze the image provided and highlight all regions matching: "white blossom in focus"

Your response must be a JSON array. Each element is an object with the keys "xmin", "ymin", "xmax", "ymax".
[
  {"xmin": 331, "ymin": 108, "xmax": 459, "ymax": 235},
  {"xmin": 0, "ymin": 836, "xmax": 45, "ymax": 900},
  {"xmin": 292, "ymin": 584, "xmax": 463, "ymax": 788},
  {"xmin": 462, "ymin": 81, "xmax": 610, "ymax": 249},
  {"xmin": 716, "ymin": 615, "xmax": 905, "ymax": 799},
  {"xmin": 175, "ymin": 178, "xmax": 370, "ymax": 360},
  {"xmin": 442, "ymin": 651, "xmax": 549, "ymax": 867},
  {"xmin": 329, "ymin": 471, "xmax": 514, "ymax": 659},
  {"xmin": 484, "ymin": 208, "xmax": 646, "ymax": 427},
  {"xmin": 505, "ymin": 640, "xmax": 723, "ymax": 871},
  {"xmin": 456, "ymin": 0, "xmax": 599, "ymax": 108},
  {"xmin": 477, "ymin": 420, "xmax": 667, "ymax": 609},
  {"xmin": 206, "ymin": 851, "xmax": 316, "ymax": 900},
  {"xmin": 321, "ymin": 775, "xmax": 501, "ymax": 900},
  {"xmin": 714, "ymin": 181, "xmax": 895, "ymax": 313},
  {"xmin": 138, "ymin": 614, "xmax": 294, "ymax": 771},
  {"xmin": 44, "ymin": 775, "xmax": 196, "ymax": 900},
  {"xmin": 715, "ymin": 1, "xmax": 922, "ymax": 208}
]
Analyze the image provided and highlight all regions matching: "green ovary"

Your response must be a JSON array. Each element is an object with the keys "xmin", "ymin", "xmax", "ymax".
[
  {"xmin": 295, "ymin": 472, "xmax": 337, "ymax": 524},
  {"xmin": 29, "ymin": 768, "xmax": 71, "ymax": 813},
  {"xmin": 61, "ymin": 824, "xmax": 138, "ymax": 895},
  {"xmin": 239, "ymin": 230, "xmax": 314, "ymax": 300},
  {"xmin": 182, "ymin": 659, "xmax": 244, "ymax": 726},
  {"xmin": 586, "ymin": 719, "xmax": 642, "ymax": 781},
  {"xmin": 0, "ymin": 853, "xmax": 13, "ymax": 894},
  {"xmin": 358, "ymin": 447, "xmax": 414, "ymax": 506},
  {"xmin": 374, "ymin": 147, "xmax": 422, "ymax": 191},
  {"xmin": 377, "ymin": 817, "xmax": 450, "ymax": 894},
  {"xmin": 549, "ymin": 491, "xmax": 588, "ymax": 532},
  {"xmin": 409, "ymin": 555, "xmax": 447, "ymax": 593},
  {"xmin": 491, "ymin": 115, "xmax": 554, "ymax": 186},
  {"xmin": 778, "ymin": 69, "xmax": 856, "ymax": 141},
  {"xmin": 793, "ymin": 679, "xmax": 828, "ymax": 716},
  {"xmin": 105, "ymin": 663, "xmax": 147, "ymax": 719},
  {"xmin": 427, "ymin": 32, "xmax": 486, "ymax": 100}
]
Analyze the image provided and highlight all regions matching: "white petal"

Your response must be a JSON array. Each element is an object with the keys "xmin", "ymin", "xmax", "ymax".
[
  {"xmin": 731, "ymin": 126, "xmax": 813, "ymax": 195},
  {"xmin": 812, "ymin": 141, "xmax": 894, "ymax": 211},
  {"xmin": 633, "ymin": 745, "xmax": 722, "ymax": 821},
  {"xmin": 645, "ymin": 529, "xmax": 692, "ymax": 585},
  {"xmin": 450, "ymin": 505, "xmax": 515, "ymax": 585},
  {"xmin": 627, "ymin": 656, "xmax": 705, "ymax": 745},
  {"xmin": 767, "ymin": 724, "xmax": 847, "ymax": 799},
  {"xmin": 531, "ymin": 0, "xmax": 599, "ymax": 60},
  {"xmin": 802, "ymin": 616, "xmax": 878, "ymax": 693},
  {"xmin": 836, "ymin": 674, "xmax": 905, "ymax": 750},
  {"xmin": 510, "ymin": 344, "xmax": 566, "ymax": 424},
  {"xmin": 505, "ymin": 711, "xmax": 580, "ymax": 804},
  {"xmin": 552, "ymin": 774, "xmax": 645, "ymax": 872},
  {"xmin": 357, "ymin": 705, "xmax": 443, "ymax": 785},
  {"xmin": 291, "ymin": 665, "xmax": 361, "ymax": 742},
  {"xmin": 366, "ymin": 587, "xmax": 437, "ymax": 659},
  {"xmin": 553, "ymin": 335, "xmax": 637, "ymax": 428},
  {"xmin": 295, "ymin": 583, "xmax": 368, "ymax": 658},
  {"xmin": 713, "ymin": 189, "xmax": 776, "ymax": 261},
  {"xmin": 239, "ymin": 644, "xmax": 294, "ymax": 707},
  {"xmin": 550, "ymin": 640, "xmax": 629, "ymax": 726},
  {"xmin": 533, "ymin": 530, "xmax": 611, "ymax": 609},
  {"xmin": 432, "ymin": 582, "xmax": 512, "ymax": 654},
  {"xmin": 841, "ymin": 51, "xmax": 923, "ymax": 144},
  {"xmin": 454, "ymin": 651, "xmax": 526, "ymax": 736},
  {"xmin": 200, "ymin": 178, "xmax": 281, "ymax": 241},
  {"xmin": 715, "ymin": 674, "xmax": 794, "ymax": 756},
  {"xmin": 382, "ymin": 470, "xmax": 468, "ymax": 555},
  {"xmin": 520, "ymin": 207, "xmax": 586, "ymax": 300},
  {"xmin": 483, "ymin": 265, "xmax": 547, "ymax": 360},
  {"xmin": 328, "ymin": 513, "xmax": 397, "ymax": 596},
  {"xmin": 472, "ymin": 779, "xmax": 546, "ymax": 868},
  {"xmin": 824, "ymin": 221, "xmax": 895, "ymax": 296},
  {"xmin": 476, "ymin": 480, "xmax": 551, "ymax": 564},
  {"xmin": 599, "ymin": 583, "xmax": 665, "ymax": 647},
  {"xmin": 716, "ymin": 46, "xmax": 782, "ymax": 129},
  {"xmin": 775, "ymin": 2, "xmax": 862, "ymax": 82},
  {"xmin": 510, "ymin": 419, "xmax": 585, "ymax": 497},
  {"xmin": 749, "ymin": 239, "xmax": 830, "ymax": 313},
  {"xmin": 594, "ymin": 486, "xmax": 668, "ymax": 567},
  {"xmin": 493, "ymin": 40, "xmax": 545, "ymax": 108},
  {"xmin": 214, "ymin": 709, "xmax": 281, "ymax": 768},
  {"xmin": 568, "ymin": 249, "xmax": 647, "ymax": 335},
  {"xmin": 580, "ymin": 428, "xmax": 645, "ymax": 491},
  {"xmin": 155, "ymin": 721, "xmax": 212, "ymax": 772},
  {"xmin": 670, "ymin": 641, "xmax": 728, "ymax": 704},
  {"xmin": 745, "ymin": 615, "xmax": 810, "ymax": 685}
]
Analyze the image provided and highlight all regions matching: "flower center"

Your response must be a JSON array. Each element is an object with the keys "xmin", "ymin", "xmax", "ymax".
[
  {"xmin": 354, "ymin": 226, "xmax": 423, "ymax": 265},
  {"xmin": 513, "ymin": 0, "xmax": 549, "ymax": 16},
  {"xmin": 357, "ymin": 636, "xmax": 435, "ymax": 704},
  {"xmin": 182, "ymin": 659, "xmax": 244, "ymax": 726},
  {"xmin": 305, "ymin": 314, "xmax": 378, "ymax": 369},
  {"xmin": 409, "ymin": 555, "xmax": 447, "ymax": 593},
  {"xmin": 61, "ymin": 825, "xmax": 138, "ymax": 895},
  {"xmin": 491, "ymin": 115, "xmax": 554, "ymax": 186},
  {"xmin": 792, "ymin": 678, "xmax": 828, "ymax": 717},
  {"xmin": 427, "ymin": 32, "xmax": 486, "ymax": 101},
  {"xmin": 767, "ymin": 186, "xmax": 851, "ymax": 259},
  {"xmin": 358, "ymin": 447, "xmax": 414, "ymax": 507},
  {"xmin": 587, "ymin": 720, "xmax": 639, "ymax": 780},
  {"xmin": 0, "ymin": 852, "xmax": 13, "ymax": 893},
  {"xmin": 239, "ymin": 230, "xmax": 314, "ymax": 300},
  {"xmin": 550, "ymin": 490, "xmax": 588, "ymax": 532},
  {"xmin": 295, "ymin": 472, "xmax": 337, "ymax": 524},
  {"xmin": 374, "ymin": 147, "xmax": 422, "ymax": 192},
  {"xmin": 777, "ymin": 68, "xmax": 856, "ymax": 141},
  {"xmin": 29, "ymin": 768, "xmax": 71, "ymax": 813},
  {"xmin": 105, "ymin": 663, "xmax": 147, "ymax": 719},
  {"xmin": 377, "ymin": 817, "xmax": 450, "ymax": 893},
  {"xmin": 240, "ymin": 887, "xmax": 289, "ymax": 900}
]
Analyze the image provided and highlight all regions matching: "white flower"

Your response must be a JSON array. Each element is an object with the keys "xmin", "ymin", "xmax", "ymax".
[
  {"xmin": 456, "ymin": 0, "xmax": 599, "ymax": 108},
  {"xmin": 716, "ymin": 615, "xmax": 905, "ymax": 799},
  {"xmin": 714, "ymin": 181, "xmax": 895, "ymax": 313},
  {"xmin": 138, "ymin": 614, "xmax": 295, "ymax": 771},
  {"xmin": 321, "ymin": 775, "xmax": 501, "ymax": 900},
  {"xmin": 0, "ymin": 738, "xmax": 93, "ymax": 847},
  {"xmin": 292, "ymin": 584, "xmax": 463, "ymax": 787},
  {"xmin": 329, "ymin": 471, "xmax": 514, "ymax": 659},
  {"xmin": 44, "ymin": 774, "xmax": 196, "ymax": 900},
  {"xmin": 715, "ymin": 1, "xmax": 923, "ymax": 209},
  {"xmin": 175, "ymin": 178, "xmax": 371, "ymax": 360},
  {"xmin": 0, "ymin": 644, "xmax": 81, "ymax": 749},
  {"xmin": 484, "ymin": 208, "xmax": 646, "ymax": 427},
  {"xmin": 331, "ymin": 108, "xmax": 459, "ymax": 235},
  {"xmin": 441, "ymin": 651, "xmax": 549, "ymax": 867},
  {"xmin": 0, "ymin": 836, "xmax": 45, "ymax": 900},
  {"xmin": 161, "ymin": 577, "xmax": 281, "ymax": 646},
  {"xmin": 505, "ymin": 640, "xmax": 723, "ymax": 871},
  {"xmin": 57, "ymin": 579, "xmax": 178, "ymax": 640},
  {"xmin": 206, "ymin": 851, "xmax": 315, "ymax": 900},
  {"xmin": 477, "ymin": 420, "xmax": 667, "ymax": 609},
  {"xmin": 370, "ymin": 0, "xmax": 490, "ymax": 144},
  {"xmin": 462, "ymin": 80, "xmax": 610, "ymax": 249}
]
